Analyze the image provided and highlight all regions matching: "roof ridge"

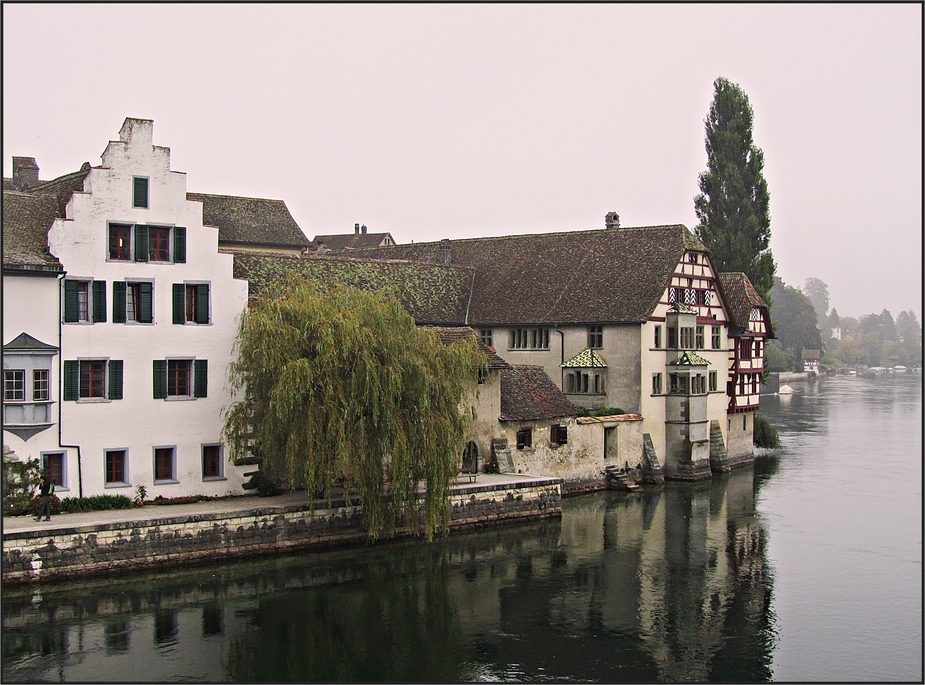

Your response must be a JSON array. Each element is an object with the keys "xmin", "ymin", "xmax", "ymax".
[{"xmin": 187, "ymin": 191, "xmax": 286, "ymax": 204}]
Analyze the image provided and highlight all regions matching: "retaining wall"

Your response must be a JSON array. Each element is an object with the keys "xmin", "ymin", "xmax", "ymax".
[{"xmin": 2, "ymin": 479, "xmax": 561, "ymax": 585}]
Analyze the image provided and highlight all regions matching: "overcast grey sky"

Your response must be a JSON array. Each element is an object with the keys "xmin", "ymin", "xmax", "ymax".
[{"xmin": 3, "ymin": 3, "xmax": 921, "ymax": 320}]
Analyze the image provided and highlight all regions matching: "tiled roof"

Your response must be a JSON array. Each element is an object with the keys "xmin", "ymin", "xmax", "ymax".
[
  {"xmin": 717, "ymin": 272, "xmax": 775, "ymax": 338},
  {"xmin": 561, "ymin": 349, "xmax": 607, "ymax": 368},
  {"xmin": 576, "ymin": 413, "xmax": 643, "ymax": 424},
  {"xmin": 313, "ymin": 232, "xmax": 395, "ymax": 251},
  {"xmin": 187, "ymin": 192, "xmax": 310, "ymax": 249},
  {"xmin": 2, "ymin": 191, "xmax": 63, "ymax": 271},
  {"xmin": 499, "ymin": 364, "xmax": 583, "ymax": 422},
  {"xmin": 232, "ymin": 252, "xmax": 473, "ymax": 325},
  {"xmin": 669, "ymin": 351, "xmax": 711, "ymax": 366},
  {"xmin": 346, "ymin": 225, "xmax": 706, "ymax": 325},
  {"xmin": 22, "ymin": 163, "xmax": 92, "ymax": 218},
  {"xmin": 3, "ymin": 332, "xmax": 58, "ymax": 352},
  {"xmin": 432, "ymin": 327, "xmax": 511, "ymax": 369}
]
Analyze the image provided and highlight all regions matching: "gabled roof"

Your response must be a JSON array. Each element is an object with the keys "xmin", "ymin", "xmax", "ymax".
[
  {"xmin": 347, "ymin": 225, "xmax": 706, "ymax": 325},
  {"xmin": 232, "ymin": 252, "xmax": 473, "ymax": 325},
  {"xmin": 669, "ymin": 351, "xmax": 711, "ymax": 366},
  {"xmin": 187, "ymin": 192, "xmax": 310, "ymax": 249},
  {"xmin": 500, "ymin": 365, "xmax": 583, "ymax": 422},
  {"xmin": 561, "ymin": 349, "xmax": 607, "ymax": 368},
  {"xmin": 432, "ymin": 327, "xmax": 511, "ymax": 369},
  {"xmin": 2, "ymin": 191, "xmax": 64, "ymax": 271},
  {"xmin": 22, "ymin": 163, "xmax": 92, "ymax": 218},
  {"xmin": 313, "ymin": 232, "xmax": 395, "ymax": 251},
  {"xmin": 3, "ymin": 332, "xmax": 58, "ymax": 352},
  {"xmin": 717, "ymin": 272, "xmax": 775, "ymax": 339}
]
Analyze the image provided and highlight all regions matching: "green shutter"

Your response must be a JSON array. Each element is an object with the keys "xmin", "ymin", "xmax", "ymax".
[
  {"xmin": 196, "ymin": 283, "xmax": 210, "ymax": 324},
  {"xmin": 64, "ymin": 280, "xmax": 79, "ymax": 322},
  {"xmin": 92, "ymin": 280, "xmax": 107, "ymax": 323},
  {"xmin": 133, "ymin": 177, "xmax": 148, "ymax": 208},
  {"xmin": 173, "ymin": 227, "xmax": 186, "ymax": 263},
  {"xmin": 134, "ymin": 225, "xmax": 148, "ymax": 262},
  {"xmin": 112, "ymin": 281, "xmax": 126, "ymax": 323},
  {"xmin": 153, "ymin": 360, "xmax": 167, "ymax": 399},
  {"xmin": 173, "ymin": 284, "xmax": 185, "ymax": 324},
  {"xmin": 194, "ymin": 359, "xmax": 208, "ymax": 398},
  {"xmin": 63, "ymin": 361, "xmax": 79, "ymax": 401},
  {"xmin": 139, "ymin": 282, "xmax": 153, "ymax": 323},
  {"xmin": 109, "ymin": 360, "xmax": 123, "ymax": 400}
]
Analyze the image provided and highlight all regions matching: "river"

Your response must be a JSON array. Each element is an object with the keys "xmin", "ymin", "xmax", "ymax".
[{"xmin": 2, "ymin": 374, "xmax": 921, "ymax": 682}]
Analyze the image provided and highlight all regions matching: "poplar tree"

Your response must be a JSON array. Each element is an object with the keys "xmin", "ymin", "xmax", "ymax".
[
  {"xmin": 223, "ymin": 276, "xmax": 484, "ymax": 540},
  {"xmin": 695, "ymin": 77, "xmax": 776, "ymax": 299}
]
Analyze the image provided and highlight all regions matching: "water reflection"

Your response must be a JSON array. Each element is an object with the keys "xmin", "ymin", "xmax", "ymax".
[{"xmin": 3, "ymin": 466, "xmax": 775, "ymax": 682}]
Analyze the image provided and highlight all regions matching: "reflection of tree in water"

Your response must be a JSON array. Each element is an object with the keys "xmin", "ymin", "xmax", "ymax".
[{"xmin": 222, "ymin": 550, "xmax": 467, "ymax": 681}]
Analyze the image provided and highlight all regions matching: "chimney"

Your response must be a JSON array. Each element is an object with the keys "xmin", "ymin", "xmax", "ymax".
[
  {"xmin": 361, "ymin": 224, "xmax": 367, "ymax": 234},
  {"xmin": 605, "ymin": 211, "xmax": 621, "ymax": 229},
  {"xmin": 355, "ymin": 223, "xmax": 360, "ymax": 234},
  {"xmin": 12, "ymin": 157, "xmax": 39, "ymax": 191},
  {"xmin": 439, "ymin": 239, "xmax": 451, "ymax": 265}
]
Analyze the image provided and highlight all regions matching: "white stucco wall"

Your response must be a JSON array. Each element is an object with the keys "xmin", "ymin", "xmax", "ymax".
[{"xmin": 45, "ymin": 119, "xmax": 249, "ymax": 499}]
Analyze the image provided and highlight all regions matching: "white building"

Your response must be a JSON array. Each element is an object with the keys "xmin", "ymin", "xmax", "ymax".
[{"xmin": 3, "ymin": 119, "xmax": 268, "ymax": 499}]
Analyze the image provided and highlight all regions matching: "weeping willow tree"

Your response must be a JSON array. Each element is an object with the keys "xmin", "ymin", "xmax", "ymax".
[{"xmin": 223, "ymin": 275, "xmax": 484, "ymax": 541}]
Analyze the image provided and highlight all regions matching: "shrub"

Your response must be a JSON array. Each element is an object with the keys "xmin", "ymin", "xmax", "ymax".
[
  {"xmin": 591, "ymin": 407, "xmax": 625, "ymax": 417},
  {"xmin": 59, "ymin": 494, "xmax": 135, "ymax": 513},
  {"xmin": 3, "ymin": 447, "xmax": 42, "ymax": 516},
  {"xmin": 27, "ymin": 494, "xmax": 62, "ymax": 517},
  {"xmin": 753, "ymin": 412, "xmax": 781, "ymax": 449}
]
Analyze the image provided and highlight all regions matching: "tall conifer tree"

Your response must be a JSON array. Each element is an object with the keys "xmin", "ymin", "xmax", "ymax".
[{"xmin": 694, "ymin": 77, "xmax": 776, "ymax": 298}]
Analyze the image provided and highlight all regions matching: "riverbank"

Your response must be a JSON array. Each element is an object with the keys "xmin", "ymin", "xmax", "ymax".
[{"xmin": 2, "ymin": 474, "xmax": 562, "ymax": 585}]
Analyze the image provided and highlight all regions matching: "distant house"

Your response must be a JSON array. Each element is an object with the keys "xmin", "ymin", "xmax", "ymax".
[
  {"xmin": 310, "ymin": 224, "xmax": 396, "ymax": 252},
  {"xmin": 801, "ymin": 349, "xmax": 821, "ymax": 376}
]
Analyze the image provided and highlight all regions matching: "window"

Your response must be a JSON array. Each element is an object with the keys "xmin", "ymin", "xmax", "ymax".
[
  {"xmin": 550, "ymin": 424, "xmax": 568, "ymax": 446},
  {"xmin": 679, "ymin": 327, "xmax": 695, "ymax": 349},
  {"xmin": 669, "ymin": 373, "xmax": 690, "ymax": 395},
  {"xmin": 33, "ymin": 370, "xmax": 49, "ymax": 401},
  {"xmin": 202, "ymin": 444, "xmax": 224, "ymax": 479},
  {"xmin": 173, "ymin": 283, "xmax": 210, "ymax": 324},
  {"xmin": 692, "ymin": 375, "xmax": 706, "ymax": 394},
  {"xmin": 153, "ymin": 359, "xmax": 207, "ymax": 399},
  {"xmin": 667, "ymin": 326, "xmax": 677, "ymax": 349},
  {"xmin": 479, "ymin": 329, "xmax": 493, "ymax": 348},
  {"xmin": 696, "ymin": 325, "xmax": 704, "ymax": 349},
  {"xmin": 4, "ymin": 370, "xmax": 24, "ymax": 401},
  {"xmin": 654, "ymin": 325, "xmax": 662, "ymax": 349},
  {"xmin": 109, "ymin": 223, "xmax": 133, "ymax": 260},
  {"xmin": 113, "ymin": 281, "xmax": 153, "ymax": 323},
  {"xmin": 712, "ymin": 326, "xmax": 721, "ymax": 350},
  {"xmin": 668, "ymin": 287, "xmax": 677, "ymax": 303},
  {"xmin": 149, "ymin": 226, "xmax": 171, "ymax": 262},
  {"xmin": 684, "ymin": 288, "xmax": 697, "ymax": 305},
  {"xmin": 43, "ymin": 452, "xmax": 65, "ymax": 488},
  {"xmin": 709, "ymin": 371, "xmax": 718, "ymax": 392},
  {"xmin": 516, "ymin": 427, "xmax": 532, "ymax": 450},
  {"xmin": 740, "ymin": 339, "xmax": 753, "ymax": 360},
  {"xmin": 510, "ymin": 328, "xmax": 549, "ymax": 350},
  {"xmin": 133, "ymin": 176, "xmax": 149, "ymax": 208},
  {"xmin": 64, "ymin": 279, "xmax": 106, "ymax": 323},
  {"xmin": 702, "ymin": 290, "xmax": 712, "ymax": 306},
  {"xmin": 688, "ymin": 252, "xmax": 698, "ymax": 264},
  {"xmin": 154, "ymin": 447, "xmax": 176, "ymax": 482},
  {"xmin": 63, "ymin": 359, "xmax": 123, "ymax": 401},
  {"xmin": 652, "ymin": 373, "xmax": 663, "ymax": 395},
  {"xmin": 105, "ymin": 449, "xmax": 128, "ymax": 486},
  {"xmin": 564, "ymin": 370, "xmax": 605, "ymax": 395},
  {"xmin": 588, "ymin": 326, "xmax": 603, "ymax": 349}
]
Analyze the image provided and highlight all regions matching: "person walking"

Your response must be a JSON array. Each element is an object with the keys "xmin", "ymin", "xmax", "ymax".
[{"xmin": 35, "ymin": 474, "xmax": 52, "ymax": 522}]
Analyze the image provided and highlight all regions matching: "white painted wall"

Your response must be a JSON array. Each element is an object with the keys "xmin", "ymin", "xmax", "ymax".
[{"xmin": 46, "ymin": 119, "xmax": 249, "ymax": 499}]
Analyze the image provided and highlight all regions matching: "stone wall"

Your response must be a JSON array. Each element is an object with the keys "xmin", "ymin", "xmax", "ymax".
[{"xmin": 2, "ymin": 479, "xmax": 562, "ymax": 585}]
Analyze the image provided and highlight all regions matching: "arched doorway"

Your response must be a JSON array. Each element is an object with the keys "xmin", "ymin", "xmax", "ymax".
[{"xmin": 461, "ymin": 440, "xmax": 479, "ymax": 474}]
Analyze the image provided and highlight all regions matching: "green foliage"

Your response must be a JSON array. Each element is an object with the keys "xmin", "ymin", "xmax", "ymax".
[
  {"xmin": 28, "ymin": 494, "xmax": 62, "ymax": 517},
  {"xmin": 2, "ymin": 447, "xmax": 42, "ymax": 516},
  {"xmin": 694, "ymin": 76, "xmax": 776, "ymax": 299},
  {"xmin": 59, "ymin": 494, "xmax": 135, "ymax": 513},
  {"xmin": 753, "ymin": 412, "xmax": 780, "ymax": 449},
  {"xmin": 768, "ymin": 277, "xmax": 823, "ymax": 367},
  {"xmin": 134, "ymin": 483, "xmax": 148, "ymax": 503},
  {"xmin": 590, "ymin": 407, "xmax": 625, "ymax": 417},
  {"xmin": 224, "ymin": 277, "xmax": 485, "ymax": 541}
]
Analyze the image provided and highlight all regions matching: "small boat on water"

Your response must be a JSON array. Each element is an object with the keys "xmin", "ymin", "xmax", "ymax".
[
  {"xmin": 778, "ymin": 384, "xmax": 794, "ymax": 395},
  {"xmin": 893, "ymin": 366, "xmax": 908, "ymax": 373}
]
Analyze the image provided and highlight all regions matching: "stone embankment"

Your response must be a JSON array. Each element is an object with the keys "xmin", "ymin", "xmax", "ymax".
[{"xmin": 2, "ymin": 474, "xmax": 561, "ymax": 585}]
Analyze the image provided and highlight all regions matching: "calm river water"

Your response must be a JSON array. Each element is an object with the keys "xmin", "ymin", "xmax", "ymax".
[{"xmin": 2, "ymin": 374, "xmax": 921, "ymax": 682}]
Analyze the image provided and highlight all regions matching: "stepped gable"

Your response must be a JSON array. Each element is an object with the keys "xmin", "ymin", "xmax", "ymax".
[
  {"xmin": 187, "ymin": 192, "xmax": 310, "ymax": 250},
  {"xmin": 716, "ymin": 272, "xmax": 775, "ymax": 337},
  {"xmin": 432, "ymin": 327, "xmax": 511, "ymax": 369},
  {"xmin": 231, "ymin": 252, "xmax": 473, "ymax": 325},
  {"xmin": 2, "ymin": 191, "xmax": 64, "ymax": 271},
  {"xmin": 500, "ymin": 364, "xmax": 583, "ymax": 422},
  {"xmin": 348, "ymin": 225, "xmax": 706, "ymax": 325}
]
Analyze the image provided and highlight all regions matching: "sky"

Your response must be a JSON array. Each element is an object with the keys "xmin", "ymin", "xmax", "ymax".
[{"xmin": 3, "ymin": 3, "xmax": 921, "ymax": 320}]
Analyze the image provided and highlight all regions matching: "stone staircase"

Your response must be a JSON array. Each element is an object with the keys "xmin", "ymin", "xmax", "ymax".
[{"xmin": 604, "ymin": 464, "xmax": 640, "ymax": 491}]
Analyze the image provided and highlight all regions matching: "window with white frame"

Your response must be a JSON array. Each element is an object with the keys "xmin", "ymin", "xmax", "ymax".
[
  {"xmin": 32, "ymin": 370, "xmax": 49, "ymax": 401},
  {"xmin": 4, "ymin": 370, "xmax": 24, "ymax": 401}
]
